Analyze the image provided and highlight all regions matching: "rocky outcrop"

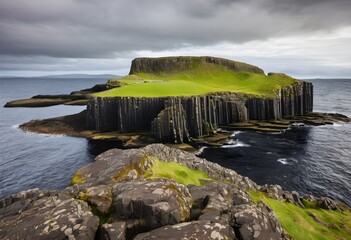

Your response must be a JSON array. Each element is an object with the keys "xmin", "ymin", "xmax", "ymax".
[
  {"xmin": 0, "ymin": 189, "xmax": 99, "ymax": 240},
  {"xmin": 129, "ymin": 56, "xmax": 265, "ymax": 75},
  {"xmin": 64, "ymin": 144, "xmax": 285, "ymax": 239},
  {"xmin": 1, "ymin": 144, "xmax": 349, "ymax": 239},
  {"xmin": 87, "ymin": 80, "xmax": 313, "ymax": 143}
]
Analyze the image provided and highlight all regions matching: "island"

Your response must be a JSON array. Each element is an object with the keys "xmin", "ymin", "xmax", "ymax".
[
  {"xmin": 12, "ymin": 56, "xmax": 349, "ymax": 148},
  {"xmin": 1, "ymin": 57, "xmax": 351, "ymax": 240}
]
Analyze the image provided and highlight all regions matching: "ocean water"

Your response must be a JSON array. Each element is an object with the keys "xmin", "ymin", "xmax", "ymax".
[
  {"xmin": 0, "ymin": 78, "xmax": 350, "ymax": 207},
  {"xmin": 201, "ymin": 79, "xmax": 351, "ymax": 206},
  {"xmin": 0, "ymin": 77, "xmax": 107, "ymax": 198}
]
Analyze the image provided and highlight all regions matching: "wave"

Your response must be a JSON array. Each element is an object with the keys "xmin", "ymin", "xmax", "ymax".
[
  {"xmin": 230, "ymin": 131, "xmax": 242, "ymax": 138},
  {"xmin": 195, "ymin": 146, "xmax": 208, "ymax": 156},
  {"xmin": 277, "ymin": 158, "xmax": 298, "ymax": 165},
  {"xmin": 221, "ymin": 139, "xmax": 250, "ymax": 148}
]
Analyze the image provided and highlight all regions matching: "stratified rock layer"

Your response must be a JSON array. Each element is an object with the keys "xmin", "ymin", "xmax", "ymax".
[
  {"xmin": 87, "ymin": 82, "xmax": 313, "ymax": 143},
  {"xmin": 129, "ymin": 56, "xmax": 265, "ymax": 75}
]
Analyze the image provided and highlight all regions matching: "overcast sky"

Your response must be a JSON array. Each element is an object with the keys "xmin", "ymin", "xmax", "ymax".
[{"xmin": 1, "ymin": 0, "xmax": 351, "ymax": 78}]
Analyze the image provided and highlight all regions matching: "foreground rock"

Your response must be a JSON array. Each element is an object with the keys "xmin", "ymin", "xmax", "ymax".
[
  {"xmin": 1, "ymin": 144, "xmax": 349, "ymax": 239},
  {"xmin": 0, "ymin": 189, "xmax": 99, "ymax": 240}
]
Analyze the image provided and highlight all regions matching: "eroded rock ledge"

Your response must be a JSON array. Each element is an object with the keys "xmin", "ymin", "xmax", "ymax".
[{"xmin": 1, "ymin": 144, "xmax": 349, "ymax": 240}]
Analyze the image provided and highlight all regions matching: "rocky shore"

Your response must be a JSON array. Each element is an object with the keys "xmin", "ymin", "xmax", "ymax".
[
  {"xmin": 19, "ymin": 110, "xmax": 350, "ymax": 149},
  {"xmin": 1, "ymin": 144, "xmax": 350, "ymax": 239}
]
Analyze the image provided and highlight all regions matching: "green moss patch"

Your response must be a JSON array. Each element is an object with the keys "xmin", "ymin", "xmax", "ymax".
[
  {"xmin": 249, "ymin": 190, "xmax": 351, "ymax": 240},
  {"xmin": 144, "ymin": 159, "xmax": 210, "ymax": 186},
  {"xmin": 94, "ymin": 61, "xmax": 298, "ymax": 98}
]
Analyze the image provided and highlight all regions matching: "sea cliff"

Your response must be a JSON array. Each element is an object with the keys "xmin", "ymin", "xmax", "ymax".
[{"xmin": 86, "ymin": 57, "xmax": 313, "ymax": 143}]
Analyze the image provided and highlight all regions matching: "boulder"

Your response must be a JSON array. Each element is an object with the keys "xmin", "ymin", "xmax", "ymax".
[
  {"xmin": 0, "ymin": 191, "xmax": 99, "ymax": 240},
  {"xmin": 317, "ymin": 197, "xmax": 340, "ymax": 211},
  {"xmin": 97, "ymin": 221, "xmax": 126, "ymax": 240},
  {"xmin": 260, "ymin": 184, "xmax": 283, "ymax": 201},
  {"xmin": 111, "ymin": 179, "xmax": 193, "ymax": 233},
  {"xmin": 230, "ymin": 202, "xmax": 286, "ymax": 240},
  {"xmin": 134, "ymin": 220, "xmax": 236, "ymax": 240},
  {"xmin": 81, "ymin": 185, "xmax": 113, "ymax": 215}
]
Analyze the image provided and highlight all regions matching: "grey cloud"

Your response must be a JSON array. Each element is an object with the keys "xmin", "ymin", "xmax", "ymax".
[{"xmin": 0, "ymin": 0, "xmax": 351, "ymax": 59}]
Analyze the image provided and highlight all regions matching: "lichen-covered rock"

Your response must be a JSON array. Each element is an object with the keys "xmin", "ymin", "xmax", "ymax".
[
  {"xmin": 134, "ymin": 220, "xmax": 236, "ymax": 240},
  {"xmin": 189, "ymin": 181, "xmax": 252, "ymax": 219},
  {"xmin": 70, "ymin": 144, "xmax": 258, "ymax": 192},
  {"xmin": 97, "ymin": 221, "xmax": 126, "ymax": 240},
  {"xmin": 81, "ymin": 185, "xmax": 113, "ymax": 214},
  {"xmin": 317, "ymin": 197, "xmax": 340, "ymax": 211},
  {"xmin": 0, "ymin": 188, "xmax": 58, "ymax": 218},
  {"xmin": 260, "ymin": 184, "xmax": 283, "ymax": 201},
  {"xmin": 111, "ymin": 178, "xmax": 193, "ymax": 233},
  {"xmin": 143, "ymin": 144, "xmax": 258, "ymax": 190},
  {"xmin": 0, "ymin": 191, "xmax": 99, "ymax": 240},
  {"xmin": 230, "ymin": 202, "xmax": 286, "ymax": 240},
  {"xmin": 70, "ymin": 148, "xmax": 156, "ymax": 186}
]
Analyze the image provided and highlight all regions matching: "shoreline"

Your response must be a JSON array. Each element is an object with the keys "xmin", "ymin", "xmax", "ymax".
[{"xmin": 19, "ymin": 110, "xmax": 350, "ymax": 149}]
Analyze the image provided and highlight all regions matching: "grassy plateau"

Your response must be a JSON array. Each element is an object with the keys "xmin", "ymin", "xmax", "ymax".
[{"xmin": 95, "ymin": 60, "xmax": 298, "ymax": 98}]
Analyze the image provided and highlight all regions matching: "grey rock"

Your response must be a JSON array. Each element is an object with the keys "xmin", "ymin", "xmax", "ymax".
[
  {"xmin": 230, "ymin": 202, "xmax": 286, "ymax": 240},
  {"xmin": 111, "ymin": 179, "xmax": 193, "ymax": 233},
  {"xmin": 260, "ymin": 184, "xmax": 283, "ymax": 201},
  {"xmin": 134, "ymin": 220, "xmax": 236, "ymax": 240},
  {"xmin": 97, "ymin": 221, "xmax": 126, "ymax": 240},
  {"xmin": 82, "ymin": 185, "xmax": 113, "ymax": 214},
  {"xmin": 0, "ymin": 192, "xmax": 99, "ymax": 240},
  {"xmin": 317, "ymin": 197, "xmax": 340, "ymax": 211}
]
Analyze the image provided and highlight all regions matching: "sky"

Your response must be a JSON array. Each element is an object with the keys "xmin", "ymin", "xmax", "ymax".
[{"xmin": 0, "ymin": 0, "xmax": 351, "ymax": 78}]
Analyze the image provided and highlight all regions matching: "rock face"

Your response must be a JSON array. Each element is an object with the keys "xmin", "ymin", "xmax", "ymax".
[
  {"xmin": 87, "ymin": 81, "xmax": 313, "ymax": 143},
  {"xmin": 129, "ymin": 56, "xmax": 265, "ymax": 75}
]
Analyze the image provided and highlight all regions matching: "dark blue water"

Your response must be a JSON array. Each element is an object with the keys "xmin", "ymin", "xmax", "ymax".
[
  {"xmin": 0, "ymin": 78, "xmax": 350, "ymax": 207},
  {"xmin": 0, "ymin": 78, "xmax": 107, "ymax": 198},
  {"xmin": 202, "ymin": 79, "xmax": 351, "ymax": 206}
]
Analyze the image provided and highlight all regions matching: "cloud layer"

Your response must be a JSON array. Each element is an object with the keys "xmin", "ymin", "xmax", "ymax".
[{"xmin": 1, "ymin": 0, "xmax": 351, "ymax": 77}]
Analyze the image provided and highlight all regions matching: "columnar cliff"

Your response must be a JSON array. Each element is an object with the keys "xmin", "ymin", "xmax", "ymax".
[{"xmin": 86, "ymin": 57, "xmax": 313, "ymax": 143}]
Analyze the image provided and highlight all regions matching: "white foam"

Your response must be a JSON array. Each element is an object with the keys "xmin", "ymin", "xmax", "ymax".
[
  {"xmin": 230, "ymin": 131, "xmax": 242, "ymax": 138},
  {"xmin": 333, "ymin": 123, "xmax": 343, "ymax": 127},
  {"xmin": 196, "ymin": 146, "xmax": 208, "ymax": 155},
  {"xmin": 277, "ymin": 158, "xmax": 288, "ymax": 165},
  {"xmin": 277, "ymin": 158, "xmax": 298, "ymax": 165},
  {"xmin": 11, "ymin": 125, "xmax": 19, "ymax": 129},
  {"xmin": 221, "ymin": 140, "xmax": 250, "ymax": 148}
]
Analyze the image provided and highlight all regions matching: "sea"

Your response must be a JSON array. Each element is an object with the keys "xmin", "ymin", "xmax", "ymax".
[{"xmin": 0, "ymin": 78, "xmax": 350, "ymax": 206}]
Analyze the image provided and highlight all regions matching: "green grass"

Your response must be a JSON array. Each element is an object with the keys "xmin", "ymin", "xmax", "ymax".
[
  {"xmin": 144, "ymin": 159, "xmax": 211, "ymax": 185},
  {"xmin": 249, "ymin": 190, "xmax": 351, "ymax": 240},
  {"xmin": 94, "ymin": 62, "xmax": 299, "ymax": 98}
]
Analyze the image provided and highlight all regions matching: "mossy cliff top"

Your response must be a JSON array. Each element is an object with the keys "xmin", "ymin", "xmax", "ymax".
[{"xmin": 95, "ymin": 56, "xmax": 301, "ymax": 98}]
